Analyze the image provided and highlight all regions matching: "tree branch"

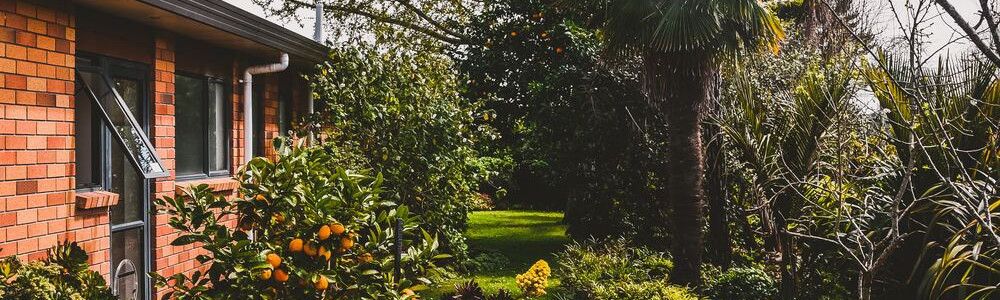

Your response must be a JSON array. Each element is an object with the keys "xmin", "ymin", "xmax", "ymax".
[
  {"xmin": 933, "ymin": 0, "xmax": 1000, "ymax": 68},
  {"xmin": 287, "ymin": 0, "xmax": 468, "ymax": 44},
  {"xmin": 979, "ymin": 0, "xmax": 1000, "ymax": 54},
  {"xmin": 392, "ymin": 0, "xmax": 471, "ymax": 42}
]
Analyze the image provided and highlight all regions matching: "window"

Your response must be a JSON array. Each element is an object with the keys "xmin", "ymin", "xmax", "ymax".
[
  {"xmin": 75, "ymin": 74, "xmax": 103, "ymax": 189},
  {"xmin": 76, "ymin": 69, "xmax": 168, "ymax": 179},
  {"xmin": 176, "ymin": 74, "xmax": 229, "ymax": 178}
]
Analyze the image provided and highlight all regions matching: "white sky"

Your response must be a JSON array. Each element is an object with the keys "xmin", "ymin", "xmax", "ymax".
[{"xmin": 224, "ymin": 0, "xmax": 316, "ymax": 39}]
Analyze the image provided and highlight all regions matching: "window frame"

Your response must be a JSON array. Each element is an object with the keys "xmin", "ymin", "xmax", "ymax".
[
  {"xmin": 75, "ymin": 56, "xmax": 169, "ymax": 180},
  {"xmin": 174, "ymin": 72, "xmax": 232, "ymax": 181}
]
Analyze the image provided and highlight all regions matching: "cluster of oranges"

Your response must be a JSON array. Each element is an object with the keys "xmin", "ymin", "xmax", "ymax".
[
  {"xmin": 257, "ymin": 253, "xmax": 290, "ymax": 283},
  {"xmin": 515, "ymin": 260, "xmax": 551, "ymax": 297},
  {"xmin": 288, "ymin": 222, "xmax": 355, "ymax": 263},
  {"xmin": 502, "ymin": 12, "xmax": 564, "ymax": 55}
]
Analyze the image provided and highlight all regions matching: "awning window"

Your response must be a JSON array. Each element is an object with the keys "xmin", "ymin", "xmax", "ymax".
[{"xmin": 76, "ymin": 70, "xmax": 169, "ymax": 179}]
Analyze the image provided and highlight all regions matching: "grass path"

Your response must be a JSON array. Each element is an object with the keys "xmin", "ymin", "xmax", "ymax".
[{"xmin": 426, "ymin": 210, "xmax": 569, "ymax": 298}]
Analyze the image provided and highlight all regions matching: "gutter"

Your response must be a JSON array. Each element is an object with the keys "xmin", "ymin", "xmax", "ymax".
[{"xmin": 243, "ymin": 53, "xmax": 289, "ymax": 163}]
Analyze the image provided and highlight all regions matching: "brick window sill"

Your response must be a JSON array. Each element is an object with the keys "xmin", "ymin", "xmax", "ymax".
[
  {"xmin": 174, "ymin": 177, "xmax": 240, "ymax": 195},
  {"xmin": 76, "ymin": 190, "xmax": 120, "ymax": 209}
]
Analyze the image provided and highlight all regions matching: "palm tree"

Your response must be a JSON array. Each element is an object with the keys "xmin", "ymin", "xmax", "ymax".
[{"xmin": 573, "ymin": 0, "xmax": 784, "ymax": 286}]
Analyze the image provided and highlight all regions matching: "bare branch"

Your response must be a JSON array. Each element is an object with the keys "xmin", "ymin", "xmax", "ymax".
[{"xmin": 933, "ymin": 0, "xmax": 1000, "ymax": 67}]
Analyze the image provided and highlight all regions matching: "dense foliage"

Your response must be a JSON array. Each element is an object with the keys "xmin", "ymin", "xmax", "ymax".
[
  {"xmin": 437, "ymin": 280, "xmax": 516, "ymax": 300},
  {"xmin": 701, "ymin": 266, "xmax": 777, "ymax": 300},
  {"xmin": 0, "ymin": 242, "xmax": 115, "ymax": 300},
  {"xmin": 306, "ymin": 46, "xmax": 498, "ymax": 259},
  {"xmin": 251, "ymin": 0, "xmax": 999, "ymax": 298},
  {"xmin": 458, "ymin": 0, "xmax": 670, "ymax": 243},
  {"xmin": 555, "ymin": 239, "xmax": 681, "ymax": 299},
  {"xmin": 153, "ymin": 142, "xmax": 447, "ymax": 299}
]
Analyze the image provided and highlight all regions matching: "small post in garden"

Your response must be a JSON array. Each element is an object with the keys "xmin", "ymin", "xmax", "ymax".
[{"xmin": 394, "ymin": 217, "xmax": 403, "ymax": 283}]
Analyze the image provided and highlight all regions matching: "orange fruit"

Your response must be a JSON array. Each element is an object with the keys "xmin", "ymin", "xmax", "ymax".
[
  {"xmin": 555, "ymin": 47, "xmax": 564, "ymax": 53},
  {"xmin": 329, "ymin": 223, "xmax": 346, "ymax": 235},
  {"xmin": 289, "ymin": 238, "xmax": 304, "ymax": 252},
  {"xmin": 272, "ymin": 213, "xmax": 285, "ymax": 224},
  {"xmin": 255, "ymin": 194, "xmax": 267, "ymax": 202},
  {"xmin": 358, "ymin": 253, "xmax": 373, "ymax": 263},
  {"xmin": 266, "ymin": 253, "xmax": 282, "ymax": 268},
  {"xmin": 510, "ymin": 31, "xmax": 517, "ymax": 37},
  {"xmin": 402, "ymin": 289, "xmax": 415, "ymax": 296},
  {"xmin": 318, "ymin": 225, "xmax": 332, "ymax": 241},
  {"xmin": 540, "ymin": 32, "xmax": 548, "ymax": 38},
  {"xmin": 319, "ymin": 246, "xmax": 331, "ymax": 261},
  {"xmin": 273, "ymin": 269, "xmax": 289, "ymax": 282},
  {"xmin": 304, "ymin": 241, "xmax": 319, "ymax": 256},
  {"xmin": 258, "ymin": 269, "xmax": 272, "ymax": 280},
  {"xmin": 340, "ymin": 237, "xmax": 355, "ymax": 250},
  {"xmin": 314, "ymin": 276, "xmax": 329, "ymax": 290}
]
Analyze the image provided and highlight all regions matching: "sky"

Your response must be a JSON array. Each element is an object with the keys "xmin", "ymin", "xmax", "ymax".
[
  {"xmin": 224, "ymin": 0, "xmax": 988, "ymax": 58},
  {"xmin": 224, "ymin": 0, "xmax": 316, "ymax": 39}
]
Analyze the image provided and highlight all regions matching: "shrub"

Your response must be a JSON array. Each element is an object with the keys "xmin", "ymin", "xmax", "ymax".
[
  {"xmin": 703, "ymin": 266, "xmax": 777, "ymax": 300},
  {"xmin": 307, "ymin": 45, "xmax": 499, "ymax": 260},
  {"xmin": 0, "ymin": 242, "xmax": 115, "ymax": 300},
  {"xmin": 557, "ymin": 239, "xmax": 671, "ymax": 294},
  {"xmin": 153, "ymin": 142, "xmax": 448, "ymax": 300},
  {"xmin": 556, "ymin": 238, "xmax": 677, "ymax": 299},
  {"xmin": 461, "ymin": 248, "xmax": 511, "ymax": 273},
  {"xmin": 438, "ymin": 280, "xmax": 516, "ymax": 300},
  {"xmin": 592, "ymin": 281, "xmax": 700, "ymax": 300}
]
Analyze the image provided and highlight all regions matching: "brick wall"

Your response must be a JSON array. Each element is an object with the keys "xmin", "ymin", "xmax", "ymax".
[
  {"xmin": 0, "ymin": 0, "xmax": 311, "ymax": 297},
  {"xmin": 0, "ymin": 0, "xmax": 114, "ymax": 277},
  {"xmin": 261, "ymin": 75, "xmax": 279, "ymax": 160}
]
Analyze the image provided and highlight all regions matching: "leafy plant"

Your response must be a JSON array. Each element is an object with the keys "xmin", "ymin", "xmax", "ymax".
[
  {"xmin": 0, "ymin": 242, "xmax": 115, "ymax": 300},
  {"xmin": 702, "ymin": 266, "xmax": 777, "ymax": 300},
  {"xmin": 555, "ymin": 238, "xmax": 675, "ymax": 299},
  {"xmin": 438, "ymin": 280, "xmax": 516, "ymax": 300},
  {"xmin": 461, "ymin": 248, "xmax": 512, "ymax": 273},
  {"xmin": 307, "ymin": 45, "xmax": 498, "ymax": 260},
  {"xmin": 590, "ymin": 281, "xmax": 700, "ymax": 300},
  {"xmin": 153, "ymin": 141, "xmax": 449, "ymax": 299}
]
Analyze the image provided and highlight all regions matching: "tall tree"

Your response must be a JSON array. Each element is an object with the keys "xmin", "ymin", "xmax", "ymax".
[{"xmin": 573, "ymin": 0, "xmax": 784, "ymax": 286}]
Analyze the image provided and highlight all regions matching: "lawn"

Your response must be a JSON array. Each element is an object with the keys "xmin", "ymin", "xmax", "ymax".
[{"xmin": 426, "ymin": 210, "xmax": 569, "ymax": 299}]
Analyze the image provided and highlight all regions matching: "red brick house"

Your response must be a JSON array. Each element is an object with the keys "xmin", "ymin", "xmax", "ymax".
[{"xmin": 0, "ymin": 0, "xmax": 327, "ymax": 298}]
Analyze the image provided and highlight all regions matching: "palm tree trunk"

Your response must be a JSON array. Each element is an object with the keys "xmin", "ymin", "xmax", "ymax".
[
  {"xmin": 644, "ymin": 51, "xmax": 715, "ymax": 286},
  {"xmin": 775, "ymin": 193, "xmax": 798, "ymax": 299}
]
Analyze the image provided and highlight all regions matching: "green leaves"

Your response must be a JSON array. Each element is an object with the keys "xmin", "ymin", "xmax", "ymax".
[
  {"xmin": 580, "ymin": 0, "xmax": 784, "ymax": 55},
  {"xmin": 306, "ymin": 45, "xmax": 491, "ymax": 259}
]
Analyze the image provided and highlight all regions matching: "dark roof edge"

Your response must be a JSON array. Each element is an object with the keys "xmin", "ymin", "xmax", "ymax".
[{"xmin": 138, "ymin": 0, "xmax": 328, "ymax": 64}]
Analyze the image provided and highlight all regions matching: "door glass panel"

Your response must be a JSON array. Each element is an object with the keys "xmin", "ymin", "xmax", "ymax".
[
  {"xmin": 110, "ymin": 78, "xmax": 144, "ymax": 225},
  {"xmin": 112, "ymin": 227, "xmax": 144, "ymax": 300},
  {"xmin": 76, "ymin": 70, "xmax": 168, "ymax": 178},
  {"xmin": 208, "ymin": 82, "xmax": 227, "ymax": 172}
]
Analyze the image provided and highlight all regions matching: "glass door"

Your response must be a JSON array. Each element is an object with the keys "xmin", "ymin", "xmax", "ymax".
[
  {"xmin": 76, "ymin": 55, "xmax": 158, "ymax": 300},
  {"xmin": 108, "ymin": 65, "xmax": 148, "ymax": 300}
]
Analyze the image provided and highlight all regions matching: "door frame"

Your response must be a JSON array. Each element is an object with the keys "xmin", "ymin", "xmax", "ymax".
[{"xmin": 76, "ymin": 52, "xmax": 154, "ymax": 300}]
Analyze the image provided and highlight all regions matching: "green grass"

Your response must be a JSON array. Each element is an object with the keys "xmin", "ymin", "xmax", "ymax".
[{"xmin": 425, "ymin": 210, "xmax": 569, "ymax": 299}]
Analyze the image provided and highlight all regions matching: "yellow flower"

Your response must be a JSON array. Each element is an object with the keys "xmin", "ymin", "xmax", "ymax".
[{"xmin": 516, "ymin": 260, "xmax": 551, "ymax": 297}]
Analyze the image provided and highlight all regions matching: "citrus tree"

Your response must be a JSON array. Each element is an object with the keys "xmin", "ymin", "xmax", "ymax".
[
  {"xmin": 305, "ymin": 45, "xmax": 497, "ymax": 261},
  {"xmin": 153, "ymin": 141, "xmax": 448, "ymax": 299}
]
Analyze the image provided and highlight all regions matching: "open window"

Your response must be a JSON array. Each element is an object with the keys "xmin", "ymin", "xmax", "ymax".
[{"xmin": 76, "ymin": 70, "xmax": 169, "ymax": 179}]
